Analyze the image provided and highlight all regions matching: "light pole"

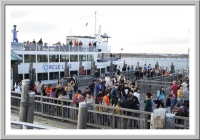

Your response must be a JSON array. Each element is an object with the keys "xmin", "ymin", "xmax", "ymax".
[{"xmin": 187, "ymin": 48, "xmax": 190, "ymax": 69}]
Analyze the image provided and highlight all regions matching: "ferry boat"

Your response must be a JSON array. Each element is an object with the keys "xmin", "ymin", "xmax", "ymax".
[{"xmin": 11, "ymin": 25, "xmax": 123, "ymax": 85}]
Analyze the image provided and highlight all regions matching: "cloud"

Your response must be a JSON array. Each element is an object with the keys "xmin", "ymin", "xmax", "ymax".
[
  {"xmin": 11, "ymin": 11, "xmax": 29, "ymax": 18},
  {"xmin": 18, "ymin": 22, "xmax": 57, "ymax": 34},
  {"xmin": 133, "ymin": 37, "xmax": 189, "ymax": 45}
]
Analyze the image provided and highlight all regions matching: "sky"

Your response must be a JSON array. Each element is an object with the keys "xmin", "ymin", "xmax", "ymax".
[{"xmin": 7, "ymin": 5, "xmax": 194, "ymax": 54}]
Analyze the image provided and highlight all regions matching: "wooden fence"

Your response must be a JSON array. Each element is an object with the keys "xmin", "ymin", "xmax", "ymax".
[{"xmin": 11, "ymin": 91, "xmax": 189, "ymax": 129}]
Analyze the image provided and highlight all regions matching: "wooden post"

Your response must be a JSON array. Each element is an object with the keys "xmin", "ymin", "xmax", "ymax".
[
  {"xmin": 150, "ymin": 108, "xmax": 167, "ymax": 129},
  {"xmin": 26, "ymin": 91, "xmax": 35, "ymax": 129},
  {"xmin": 77, "ymin": 102, "xmax": 88, "ymax": 129},
  {"xmin": 93, "ymin": 105, "xmax": 98, "ymax": 125},
  {"xmin": 171, "ymin": 62, "xmax": 175, "ymax": 73},
  {"xmin": 144, "ymin": 114, "xmax": 148, "ymax": 129},
  {"xmin": 19, "ymin": 79, "xmax": 30, "ymax": 129}
]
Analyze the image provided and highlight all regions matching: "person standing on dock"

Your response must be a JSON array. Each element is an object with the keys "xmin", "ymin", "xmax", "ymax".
[
  {"xmin": 170, "ymin": 80, "xmax": 178, "ymax": 105},
  {"xmin": 121, "ymin": 83, "xmax": 130, "ymax": 102},
  {"xmin": 94, "ymin": 70, "xmax": 100, "ymax": 81},
  {"xmin": 144, "ymin": 92, "xmax": 153, "ymax": 129},
  {"xmin": 72, "ymin": 74, "xmax": 78, "ymax": 93},
  {"xmin": 111, "ymin": 84, "xmax": 120, "ymax": 105},
  {"xmin": 177, "ymin": 85, "xmax": 185, "ymax": 106},
  {"xmin": 14, "ymin": 80, "xmax": 22, "ymax": 92},
  {"xmin": 88, "ymin": 80, "xmax": 96, "ymax": 96},
  {"xmin": 156, "ymin": 86, "xmax": 165, "ymax": 108},
  {"xmin": 95, "ymin": 80, "xmax": 104, "ymax": 103},
  {"xmin": 105, "ymin": 77, "xmax": 114, "ymax": 89}
]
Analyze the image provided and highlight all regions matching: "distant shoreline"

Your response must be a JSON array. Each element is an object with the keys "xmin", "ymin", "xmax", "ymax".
[{"xmin": 110, "ymin": 53, "xmax": 188, "ymax": 59}]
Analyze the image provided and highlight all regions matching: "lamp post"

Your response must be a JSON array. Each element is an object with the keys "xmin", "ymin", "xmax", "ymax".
[{"xmin": 187, "ymin": 48, "xmax": 190, "ymax": 69}]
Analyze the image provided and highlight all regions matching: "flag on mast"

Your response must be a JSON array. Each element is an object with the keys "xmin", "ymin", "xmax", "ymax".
[{"xmin": 85, "ymin": 23, "xmax": 88, "ymax": 27}]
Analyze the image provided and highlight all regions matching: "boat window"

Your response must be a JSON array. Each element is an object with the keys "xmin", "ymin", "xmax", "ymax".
[
  {"xmin": 49, "ymin": 72, "xmax": 59, "ymax": 80},
  {"xmin": 60, "ymin": 72, "xmax": 64, "ymax": 79},
  {"xmin": 70, "ymin": 55, "xmax": 78, "ymax": 62},
  {"xmin": 70, "ymin": 71, "xmax": 78, "ymax": 76},
  {"xmin": 24, "ymin": 73, "xmax": 29, "ymax": 79},
  {"xmin": 79, "ymin": 55, "xmax": 86, "ymax": 62},
  {"xmin": 87, "ymin": 70, "xmax": 91, "ymax": 75},
  {"xmin": 87, "ymin": 54, "xmax": 94, "ymax": 61},
  {"xmin": 19, "ymin": 55, "xmax": 23, "ymax": 63},
  {"xmin": 101, "ymin": 68, "xmax": 105, "ymax": 74},
  {"xmin": 24, "ymin": 55, "xmax": 36, "ymax": 63},
  {"xmin": 60, "ymin": 55, "xmax": 69, "ymax": 62},
  {"xmin": 49, "ymin": 55, "xmax": 59, "ymax": 62},
  {"xmin": 37, "ymin": 73, "xmax": 48, "ymax": 80},
  {"xmin": 37, "ymin": 55, "xmax": 48, "ymax": 63},
  {"xmin": 19, "ymin": 74, "xmax": 23, "ymax": 80}
]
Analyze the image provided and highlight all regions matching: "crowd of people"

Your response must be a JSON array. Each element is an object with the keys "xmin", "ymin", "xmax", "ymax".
[
  {"xmin": 13, "ymin": 65, "xmax": 189, "ymax": 129},
  {"xmin": 22, "ymin": 38, "xmax": 97, "ymax": 52}
]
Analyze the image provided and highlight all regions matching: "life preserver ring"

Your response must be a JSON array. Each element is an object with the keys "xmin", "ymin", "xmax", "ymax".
[{"xmin": 81, "ymin": 69, "xmax": 86, "ymax": 75}]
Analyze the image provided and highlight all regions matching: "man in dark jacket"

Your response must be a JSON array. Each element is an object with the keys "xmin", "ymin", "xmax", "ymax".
[
  {"xmin": 120, "ymin": 94, "xmax": 137, "ymax": 129},
  {"xmin": 88, "ymin": 80, "xmax": 96, "ymax": 96},
  {"xmin": 111, "ymin": 84, "xmax": 120, "ymax": 105}
]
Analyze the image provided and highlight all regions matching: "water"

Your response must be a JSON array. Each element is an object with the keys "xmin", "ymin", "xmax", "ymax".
[{"xmin": 122, "ymin": 57, "xmax": 188, "ymax": 69}]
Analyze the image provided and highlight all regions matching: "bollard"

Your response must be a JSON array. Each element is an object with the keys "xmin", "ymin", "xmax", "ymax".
[
  {"xmin": 137, "ymin": 61, "xmax": 139, "ymax": 70},
  {"xmin": 150, "ymin": 108, "xmax": 167, "ymax": 129},
  {"xmin": 171, "ymin": 62, "xmax": 174, "ymax": 73},
  {"xmin": 77, "ymin": 102, "xmax": 88, "ymax": 129},
  {"xmin": 26, "ymin": 91, "xmax": 35, "ymax": 129},
  {"xmin": 19, "ymin": 79, "xmax": 30, "ymax": 129},
  {"xmin": 165, "ymin": 113, "xmax": 175, "ymax": 129}
]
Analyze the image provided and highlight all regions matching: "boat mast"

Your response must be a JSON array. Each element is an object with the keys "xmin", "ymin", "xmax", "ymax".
[{"xmin": 95, "ymin": 11, "xmax": 97, "ymax": 38}]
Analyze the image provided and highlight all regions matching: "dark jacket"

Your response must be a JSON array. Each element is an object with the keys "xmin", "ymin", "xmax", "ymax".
[
  {"xmin": 120, "ymin": 99, "xmax": 136, "ymax": 115},
  {"xmin": 131, "ymin": 95, "xmax": 139, "ymax": 109},
  {"xmin": 111, "ymin": 88, "xmax": 119, "ymax": 99},
  {"xmin": 95, "ymin": 72, "xmax": 100, "ymax": 78},
  {"xmin": 144, "ymin": 99, "xmax": 152, "ymax": 112},
  {"xmin": 88, "ymin": 83, "xmax": 95, "ymax": 93},
  {"xmin": 166, "ymin": 97, "xmax": 171, "ymax": 107}
]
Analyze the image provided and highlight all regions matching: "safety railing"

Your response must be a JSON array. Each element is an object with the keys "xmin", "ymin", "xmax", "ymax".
[
  {"xmin": 11, "ymin": 91, "xmax": 189, "ymax": 129},
  {"xmin": 11, "ymin": 120, "xmax": 62, "ymax": 129},
  {"xmin": 11, "ymin": 43, "xmax": 111, "ymax": 53}
]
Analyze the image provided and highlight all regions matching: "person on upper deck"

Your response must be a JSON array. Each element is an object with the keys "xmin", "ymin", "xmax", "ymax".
[
  {"xmin": 37, "ymin": 38, "xmax": 43, "ymax": 51},
  {"xmin": 78, "ymin": 40, "xmax": 83, "ymax": 46}
]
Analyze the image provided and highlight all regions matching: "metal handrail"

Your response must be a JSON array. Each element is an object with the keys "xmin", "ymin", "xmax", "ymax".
[{"xmin": 11, "ymin": 120, "xmax": 62, "ymax": 129}]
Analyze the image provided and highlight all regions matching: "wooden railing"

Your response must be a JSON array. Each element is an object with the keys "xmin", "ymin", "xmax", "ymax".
[{"xmin": 11, "ymin": 91, "xmax": 189, "ymax": 129}]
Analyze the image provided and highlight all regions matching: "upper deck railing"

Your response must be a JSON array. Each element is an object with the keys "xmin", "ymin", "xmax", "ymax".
[{"xmin": 11, "ymin": 43, "xmax": 111, "ymax": 53}]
